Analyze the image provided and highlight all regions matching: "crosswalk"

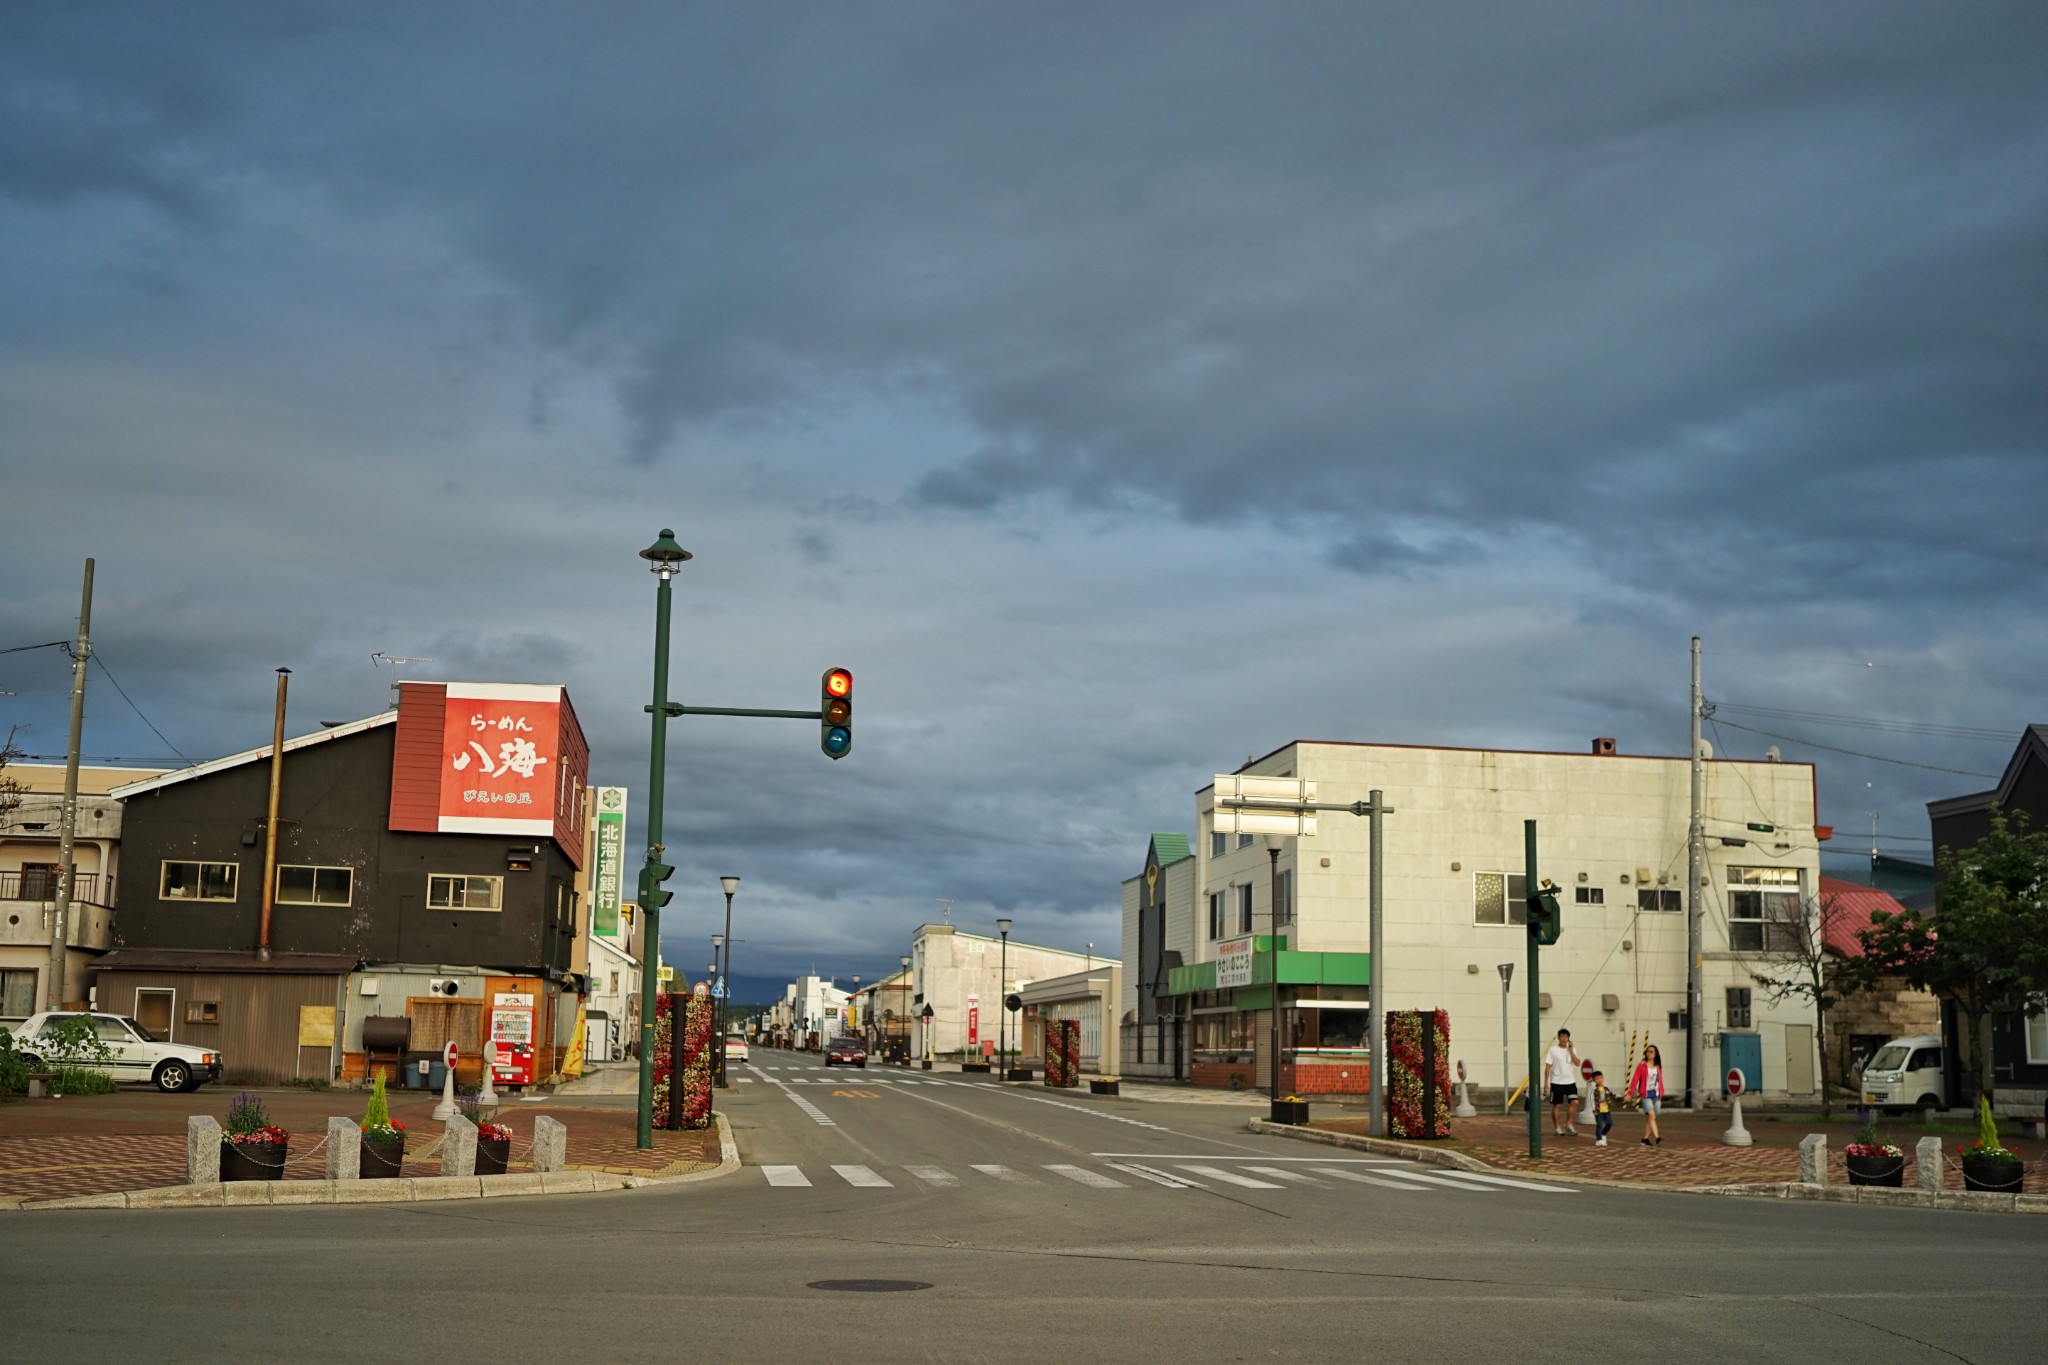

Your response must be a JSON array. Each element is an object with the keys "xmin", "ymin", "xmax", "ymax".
[{"xmin": 744, "ymin": 1157, "xmax": 1573, "ymax": 1197}]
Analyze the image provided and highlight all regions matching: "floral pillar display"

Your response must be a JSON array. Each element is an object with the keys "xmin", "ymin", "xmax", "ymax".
[
  {"xmin": 1385, "ymin": 1009, "xmax": 1452, "ymax": 1140},
  {"xmin": 651, "ymin": 992, "xmax": 677, "ymax": 1130},
  {"xmin": 678, "ymin": 989, "xmax": 715, "ymax": 1130},
  {"xmin": 1043, "ymin": 1019, "xmax": 1080, "ymax": 1088}
]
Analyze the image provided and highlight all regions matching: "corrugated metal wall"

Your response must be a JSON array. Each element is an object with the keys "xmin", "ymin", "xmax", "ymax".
[{"xmin": 94, "ymin": 971, "xmax": 344, "ymax": 1085}]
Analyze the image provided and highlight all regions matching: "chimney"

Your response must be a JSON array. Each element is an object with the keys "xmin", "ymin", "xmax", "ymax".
[{"xmin": 1591, "ymin": 737, "xmax": 1617, "ymax": 756}]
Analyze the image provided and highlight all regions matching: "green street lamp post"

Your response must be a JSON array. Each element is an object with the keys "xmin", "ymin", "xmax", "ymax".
[{"xmin": 635, "ymin": 528, "xmax": 691, "ymax": 1150}]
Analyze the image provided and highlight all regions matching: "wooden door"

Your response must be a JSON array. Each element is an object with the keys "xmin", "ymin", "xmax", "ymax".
[{"xmin": 135, "ymin": 988, "xmax": 175, "ymax": 1043}]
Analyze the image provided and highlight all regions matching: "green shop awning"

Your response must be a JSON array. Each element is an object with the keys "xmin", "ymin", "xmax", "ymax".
[{"xmin": 1166, "ymin": 947, "xmax": 1370, "ymax": 1005}]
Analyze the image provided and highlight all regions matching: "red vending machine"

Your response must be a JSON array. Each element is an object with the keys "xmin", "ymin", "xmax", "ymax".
[{"xmin": 487, "ymin": 991, "xmax": 537, "ymax": 1088}]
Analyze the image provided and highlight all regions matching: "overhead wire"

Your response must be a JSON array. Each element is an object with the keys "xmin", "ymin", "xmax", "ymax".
[
  {"xmin": 1710, "ymin": 702, "xmax": 2010, "ymax": 743},
  {"xmin": 81, "ymin": 650, "xmax": 191, "ymax": 764},
  {"xmin": 1705, "ymin": 716, "xmax": 1997, "ymax": 779}
]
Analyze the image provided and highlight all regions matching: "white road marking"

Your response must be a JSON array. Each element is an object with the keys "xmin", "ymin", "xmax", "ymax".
[
  {"xmin": 1090, "ymin": 1154, "xmax": 1409, "ymax": 1163},
  {"xmin": 1176, "ymin": 1164, "xmax": 1285, "ymax": 1189},
  {"xmin": 786, "ymin": 1094, "xmax": 835, "ymax": 1127},
  {"xmin": 833, "ymin": 1164, "xmax": 893, "ymax": 1188},
  {"xmin": 1244, "ymin": 1165, "xmax": 1328, "ymax": 1185},
  {"xmin": 1426, "ymin": 1169, "xmax": 1577, "ymax": 1194},
  {"xmin": 1046, "ymin": 1164, "xmax": 1127, "ymax": 1189},
  {"xmin": 904, "ymin": 1164, "xmax": 959, "ymax": 1186},
  {"xmin": 761, "ymin": 1165, "xmax": 811, "ymax": 1187},
  {"xmin": 1309, "ymin": 1166, "xmax": 1430, "ymax": 1190},
  {"xmin": 1105, "ymin": 1162, "xmax": 1200, "ymax": 1188},
  {"xmin": 736, "ymin": 1077, "xmax": 755, "ymax": 1084},
  {"xmin": 1368, "ymin": 1168, "xmax": 1487, "ymax": 1191},
  {"xmin": 970, "ymin": 1164, "xmax": 1039, "ymax": 1185}
]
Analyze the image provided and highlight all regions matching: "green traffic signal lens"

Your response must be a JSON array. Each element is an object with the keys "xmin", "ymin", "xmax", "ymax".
[{"xmin": 824, "ymin": 725, "xmax": 851, "ymax": 756}]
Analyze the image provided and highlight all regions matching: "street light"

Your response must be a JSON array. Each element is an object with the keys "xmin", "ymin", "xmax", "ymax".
[
  {"xmin": 719, "ymin": 875, "xmax": 739, "ymax": 1086},
  {"xmin": 1498, "ymin": 962, "xmax": 1515, "ymax": 1115},
  {"xmin": 1266, "ymin": 836, "xmax": 1284, "ymax": 1106},
  {"xmin": 995, "ymin": 917, "xmax": 1012, "ymax": 1079},
  {"xmin": 635, "ymin": 527, "xmax": 692, "ymax": 1150},
  {"xmin": 899, "ymin": 954, "xmax": 911, "ymax": 1065}
]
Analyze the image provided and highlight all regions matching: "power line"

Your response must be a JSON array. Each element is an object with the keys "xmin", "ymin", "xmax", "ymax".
[
  {"xmin": 0, "ymin": 640, "xmax": 68, "ymax": 655},
  {"xmin": 1710, "ymin": 701, "xmax": 2011, "ymax": 743},
  {"xmin": 1707, "ymin": 717, "xmax": 1998, "ymax": 779},
  {"xmin": 86, "ymin": 652, "xmax": 190, "ymax": 764}
]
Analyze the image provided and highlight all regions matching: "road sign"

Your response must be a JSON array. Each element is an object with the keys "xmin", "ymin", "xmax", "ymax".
[
  {"xmin": 1725, "ymin": 1067, "xmax": 1745, "ymax": 1097},
  {"xmin": 442, "ymin": 1041, "xmax": 458, "ymax": 1067},
  {"xmin": 1581, "ymin": 1058, "xmax": 1595, "ymax": 1082},
  {"xmin": 1456, "ymin": 1059, "xmax": 1466, "ymax": 1081},
  {"xmin": 1211, "ymin": 774, "xmax": 1320, "ymax": 836}
]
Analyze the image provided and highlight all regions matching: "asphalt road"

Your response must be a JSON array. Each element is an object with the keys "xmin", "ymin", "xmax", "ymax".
[{"xmin": 6, "ymin": 1046, "xmax": 2042, "ymax": 1364}]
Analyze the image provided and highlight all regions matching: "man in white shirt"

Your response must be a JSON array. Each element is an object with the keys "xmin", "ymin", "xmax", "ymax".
[{"xmin": 1542, "ymin": 1027, "xmax": 1582, "ymax": 1137}]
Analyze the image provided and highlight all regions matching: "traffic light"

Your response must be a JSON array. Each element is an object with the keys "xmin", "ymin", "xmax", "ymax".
[
  {"xmin": 638, "ymin": 858, "xmax": 675, "ymax": 911},
  {"xmin": 1526, "ymin": 881, "xmax": 1563, "ymax": 946},
  {"xmin": 820, "ymin": 666, "xmax": 853, "ymax": 759}
]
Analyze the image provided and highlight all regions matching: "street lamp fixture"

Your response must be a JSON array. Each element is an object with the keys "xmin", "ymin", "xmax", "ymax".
[
  {"xmin": 995, "ymin": 918, "xmax": 1012, "ymax": 1078},
  {"xmin": 717, "ymin": 875, "xmax": 739, "ymax": 1088}
]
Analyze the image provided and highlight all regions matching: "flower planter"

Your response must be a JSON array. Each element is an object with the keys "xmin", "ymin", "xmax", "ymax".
[
  {"xmin": 359, "ymin": 1132, "xmax": 407, "ymax": 1180},
  {"xmin": 1961, "ymin": 1154, "xmax": 2023, "ymax": 1193},
  {"xmin": 220, "ymin": 1138, "xmax": 288, "ymax": 1182},
  {"xmin": 1090, "ymin": 1079, "xmax": 1119, "ymax": 1097},
  {"xmin": 1006, "ymin": 1066, "xmax": 1034, "ymax": 1082},
  {"xmin": 476, "ymin": 1135, "xmax": 511, "ymax": 1176},
  {"xmin": 961, "ymin": 1062, "xmax": 992, "ymax": 1074},
  {"xmin": 1270, "ymin": 1098, "xmax": 1310, "ymax": 1126},
  {"xmin": 1844, "ymin": 1153, "xmax": 1904, "ymax": 1188}
]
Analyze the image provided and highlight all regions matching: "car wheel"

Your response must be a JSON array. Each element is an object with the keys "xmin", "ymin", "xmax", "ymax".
[
  {"xmin": 1916, "ymin": 1094, "xmax": 1942, "ymax": 1110},
  {"xmin": 153, "ymin": 1060, "xmax": 192, "ymax": 1093}
]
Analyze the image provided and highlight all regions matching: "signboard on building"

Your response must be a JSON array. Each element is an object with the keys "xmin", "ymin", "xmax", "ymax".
[
  {"xmin": 593, "ymin": 786, "xmax": 627, "ymax": 936},
  {"xmin": 1216, "ymin": 936, "xmax": 1255, "ymax": 989},
  {"xmin": 387, "ymin": 680, "xmax": 591, "ymax": 864}
]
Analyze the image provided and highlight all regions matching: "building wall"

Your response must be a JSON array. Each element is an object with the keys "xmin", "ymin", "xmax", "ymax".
[
  {"xmin": 1120, "ymin": 854, "xmax": 1196, "ymax": 1078},
  {"xmin": 1184, "ymin": 741, "xmax": 1826, "ymax": 1097},
  {"xmin": 93, "ymin": 969, "xmax": 345, "ymax": 1085},
  {"xmin": 911, "ymin": 926, "xmax": 1114, "ymax": 1059}
]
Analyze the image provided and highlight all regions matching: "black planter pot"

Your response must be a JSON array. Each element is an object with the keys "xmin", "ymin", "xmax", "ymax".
[
  {"xmin": 1090, "ymin": 1079, "xmax": 1120, "ymax": 1097},
  {"xmin": 1961, "ymin": 1154, "xmax": 2024, "ymax": 1193},
  {"xmin": 476, "ymin": 1135, "xmax": 511, "ymax": 1176},
  {"xmin": 1845, "ymin": 1152, "xmax": 1905, "ymax": 1188},
  {"xmin": 961, "ymin": 1061, "xmax": 992, "ymax": 1074},
  {"xmin": 1006, "ymin": 1066, "xmax": 1035, "ymax": 1081},
  {"xmin": 359, "ymin": 1132, "xmax": 407, "ymax": 1180},
  {"xmin": 220, "ymin": 1138, "xmax": 287, "ymax": 1182},
  {"xmin": 1271, "ymin": 1099, "xmax": 1311, "ymax": 1126}
]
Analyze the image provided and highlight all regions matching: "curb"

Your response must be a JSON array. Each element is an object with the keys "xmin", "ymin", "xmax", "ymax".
[
  {"xmin": 1245, "ymin": 1120, "xmax": 2048, "ymax": 1213},
  {"xmin": 9, "ymin": 1111, "xmax": 740, "ymax": 1211}
]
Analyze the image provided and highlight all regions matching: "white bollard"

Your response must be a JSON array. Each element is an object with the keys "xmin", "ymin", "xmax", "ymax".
[
  {"xmin": 478, "ymin": 1040, "xmax": 499, "ymax": 1106},
  {"xmin": 1577, "ymin": 1083, "xmax": 1598, "ymax": 1127},
  {"xmin": 1452, "ymin": 1060, "xmax": 1477, "ymax": 1118},
  {"xmin": 1721, "ymin": 1093, "xmax": 1753, "ymax": 1147},
  {"xmin": 431, "ymin": 1042, "xmax": 458, "ymax": 1121}
]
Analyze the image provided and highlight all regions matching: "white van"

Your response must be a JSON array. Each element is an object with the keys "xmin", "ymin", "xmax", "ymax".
[{"xmin": 1860, "ymin": 1034, "xmax": 1948, "ymax": 1114}]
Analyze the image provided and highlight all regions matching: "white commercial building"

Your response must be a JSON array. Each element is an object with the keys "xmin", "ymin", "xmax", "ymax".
[
  {"xmin": 909, "ymin": 924, "xmax": 1117, "ymax": 1063},
  {"xmin": 1126, "ymin": 737, "xmax": 1828, "ymax": 1100}
]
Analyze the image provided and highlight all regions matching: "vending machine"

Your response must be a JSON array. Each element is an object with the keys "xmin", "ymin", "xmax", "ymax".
[{"xmin": 486, "ymin": 991, "xmax": 537, "ymax": 1088}]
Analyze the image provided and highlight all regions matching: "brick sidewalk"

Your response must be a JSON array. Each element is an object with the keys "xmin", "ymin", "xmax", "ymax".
[
  {"xmin": 0, "ymin": 1088, "xmax": 719, "ymax": 1203},
  {"xmin": 1307, "ymin": 1109, "xmax": 2047, "ymax": 1193}
]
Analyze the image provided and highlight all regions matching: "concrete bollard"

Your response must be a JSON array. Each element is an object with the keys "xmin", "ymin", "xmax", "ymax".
[
  {"xmin": 1798, "ymin": 1133, "xmax": 1827, "ymax": 1185},
  {"xmin": 1916, "ymin": 1135, "xmax": 1943, "ymax": 1194},
  {"xmin": 532, "ymin": 1115, "xmax": 567, "ymax": 1173},
  {"xmin": 326, "ymin": 1116, "xmax": 361, "ymax": 1180},
  {"xmin": 1452, "ymin": 1079, "xmax": 1478, "ymax": 1119},
  {"xmin": 187, "ymin": 1115, "xmax": 222, "ymax": 1185},
  {"xmin": 1720, "ymin": 1093, "xmax": 1753, "ymax": 1147},
  {"xmin": 441, "ymin": 1113, "xmax": 478, "ymax": 1177}
]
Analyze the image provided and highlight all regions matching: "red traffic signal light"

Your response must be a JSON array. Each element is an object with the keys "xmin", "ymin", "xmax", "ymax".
[{"xmin": 821, "ymin": 667, "xmax": 853, "ymax": 759}]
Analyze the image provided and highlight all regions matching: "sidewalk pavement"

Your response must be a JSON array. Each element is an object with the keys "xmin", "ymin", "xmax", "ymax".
[
  {"xmin": 0, "ymin": 1086, "xmax": 720, "ymax": 1204},
  {"xmin": 1305, "ymin": 1107, "xmax": 2048, "ymax": 1193}
]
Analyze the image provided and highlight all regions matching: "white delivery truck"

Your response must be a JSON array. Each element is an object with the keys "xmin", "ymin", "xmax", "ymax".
[{"xmin": 1859, "ymin": 1034, "xmax": 1949, "ymax": 1114}]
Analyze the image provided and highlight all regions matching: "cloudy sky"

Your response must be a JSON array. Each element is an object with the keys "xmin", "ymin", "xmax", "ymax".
[{"xmin": 2, "ymin": 4, "xmax": 2042, "ymax": 997}]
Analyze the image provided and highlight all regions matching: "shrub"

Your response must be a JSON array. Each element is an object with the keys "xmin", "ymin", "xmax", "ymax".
[
  {"xmin": 360, "ymin": 1074, "xmax": 404, "ymax": 1139},
  {"xmin": 51, "ymin": 1067, "xmax": 118, "ymax": 1096},
  {"xmin": 0, "ymin": 1028, "xmax": 27, "ymax": 1097}
]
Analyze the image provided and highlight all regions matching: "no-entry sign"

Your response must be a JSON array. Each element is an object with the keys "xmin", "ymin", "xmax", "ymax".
[
  {"xmin": 1580, "ymin": 1058, "xmax": 1595, "ymax": 1082},
  {"xmin": 1725, "ymin": 1067, "xmax": 1745, "ymax": 1097}
]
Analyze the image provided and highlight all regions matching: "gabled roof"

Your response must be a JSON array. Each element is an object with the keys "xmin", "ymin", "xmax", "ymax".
[
  {"xmin": 1819, "ymin": 876, "xmax": 1910, "ymax": 958},
  {"xmin": 1928, "ymin": 724, "xmax": 2048, "ymax": 820},
  {"xmin": 109, "ymin": 711, "xmax": 397, "ymax": 801},
  {"xmin": 1149, "ymin": 833, "xmax": 1192, "ymax": 867}
]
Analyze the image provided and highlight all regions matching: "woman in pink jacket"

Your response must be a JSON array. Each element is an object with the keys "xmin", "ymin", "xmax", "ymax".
[{"xmin": 1627, "ymin": 1044, "xmax": 1667, "ymax": 1146}]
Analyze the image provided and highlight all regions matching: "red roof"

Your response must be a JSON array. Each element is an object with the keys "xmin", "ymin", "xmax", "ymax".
[{"xmin": 1819, "ymin": 876, "xmax": 1909, "ymax": 957}]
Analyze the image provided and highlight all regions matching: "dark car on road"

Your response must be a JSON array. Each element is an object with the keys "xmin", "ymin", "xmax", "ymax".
[{"xmin": 824, "ymin": 1036, "xmax": 867, "ymax": 1068}]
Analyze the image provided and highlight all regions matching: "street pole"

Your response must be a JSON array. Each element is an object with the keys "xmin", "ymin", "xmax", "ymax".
[
  {"xmin": 996, "ymin": 918, "xmax": 1012, "ymax": 1079},
  {"xmin": 1687, "ymin": 635, "xmax": 1705, "ymax": 1109},
  {"xmin": 44, "ymin": 558, "xmax": 92, "ymax": 1012},
  {"xmin": 1525, "ymin": 819, "xmax": 1542, "ymax": 1160},
  {"xmin": 636, "ymin": 529, "xmax": 690, "ymax": 1150},
  {"xmin": 711, "ymin": 933, "xmax": 726, "ymax": 1088},
  {"xmin": 1498, "ymin": 963, "xmax": 1514, "ymax": 1114},
  {"xmin": 720, "ymin": 875, "xmax": 739, "ymax": 1085},
  {"xmin": 1367, "ymin": 789, "xmax": 1386, "ymax": 1138},
  {"xmin": 1267, "ymin": 840, "xmax": 1282, "ymax": 1105}
]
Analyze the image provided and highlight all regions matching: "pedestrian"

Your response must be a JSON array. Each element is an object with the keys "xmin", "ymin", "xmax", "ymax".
[
  {"xmin": 1542, "ymin": 1027, "xmax": 1581, "ymax": 1136},
  {"xmin": 1627, "ymin": 1043, "xmax": 1667, "ymax": 1146},
  {"xmin": 1590, "ymin": 1070, "xmax": 1616, "ymax": 1147}
]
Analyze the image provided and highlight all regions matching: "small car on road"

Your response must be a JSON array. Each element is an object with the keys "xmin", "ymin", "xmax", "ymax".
[
  {"xmin": 10, "ymin": 1011, "xmax": 224, "ymax": 1092},
  {"xmin": 824, "ymin": 1036, "xmax": 867, "ymax": 1068},
  {"xmin": 725, "ymin": 1033, "xmax": 750, "ymax": 1063}
]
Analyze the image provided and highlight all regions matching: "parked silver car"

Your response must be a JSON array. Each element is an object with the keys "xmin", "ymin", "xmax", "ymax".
[{"xmin": 11, "ymin": 1011, "xmax": 223, "ymax": 1093}]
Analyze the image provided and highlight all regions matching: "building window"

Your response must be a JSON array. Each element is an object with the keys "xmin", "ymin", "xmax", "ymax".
[
  {"xmin": 428, "ymin": 874, "xmax": 503, "ymax": 911},
  {"xmin": 185, "ymin": 1000, "xmax": 221, "ymax": 1024},
  {"xmin": 16, "ymin": 863, "xmax": 59, "ymax": 900},
  {"xmin": 1637, "ymin": 887, "xmax": 1682, "ymax": 912},
  {"xmin": 1729, "ymin": 866, "xmax": 1802, "ymax": 951},
  {"xmin": 1207, "ymin": 892, "xmax": 1226, "ymax": 939},
  {"xmin": 1275, "ymin": 870, "xmax": 1294, "ymax": 924},
  {"xmin": 1574, "ymin": 886, "xmax": 1604, "ymax": 905},
  {"xmin": 0, "ymin": 968, "xmax": 36, "ymax": 1018},
  {"xmin": 1210, "ymin": 831, "xmax": 1227, "ymax": 859},
  {"xmin": 1237, "ymin": 833, "xmax": 1254, "ymax": 849},
  {"xmin": 1726, "ymin": 987, "xmax": 1752, "ymax": 1029},
  {"xmin": 161, "ymin": 861, "xmax": 238, "ymax": 902},
  {"xmin": 1473, "ymin": 872, "xmax": 1529, "ymax": 926},
  {"xmin": 2030, "ymin": 1011, "xmax": 2048, "ymax": 1066},
  {"xmin": 1238, "ymin": 883, "xmax": 1254, "ymax": 934},
  {"xmin": 276, "ymin": 865, "xmax": 353, "ymax": 906}
]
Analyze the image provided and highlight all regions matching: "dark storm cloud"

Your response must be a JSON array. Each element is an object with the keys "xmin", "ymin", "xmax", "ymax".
[{"xmin": 1, "ymin": 2, "xmax": 2042, "ymax": 978}]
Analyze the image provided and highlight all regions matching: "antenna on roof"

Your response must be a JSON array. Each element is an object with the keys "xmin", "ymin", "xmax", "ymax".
[{"xmin": 936, "ymin": 898, "xmax": 953, "ymax": 925}]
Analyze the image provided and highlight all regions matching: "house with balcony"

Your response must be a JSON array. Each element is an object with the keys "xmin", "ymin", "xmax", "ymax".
[{"xmin": 1, "ymin": 762, "xmax": 164, "ymax": 1023}]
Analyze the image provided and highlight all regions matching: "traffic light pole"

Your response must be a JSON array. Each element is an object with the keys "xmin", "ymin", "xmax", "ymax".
[
  {"xmin": 1525, "ymin": 819, "xmax": 1542, "ymax": 1161},
  {"xmin": 636, "ymin": 550, "xmax": 679, "ymax": 1152}
]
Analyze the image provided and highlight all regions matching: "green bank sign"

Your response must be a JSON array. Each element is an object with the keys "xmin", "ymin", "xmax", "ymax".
[{"xmin": 594, "ymin": 786, "xmax": 627, "ymax": 936}]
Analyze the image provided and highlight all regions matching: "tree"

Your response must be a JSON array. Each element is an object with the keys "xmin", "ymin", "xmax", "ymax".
[
  {"xmin": 1858, "ymin": 808, "xmax": 2048, "ymax": 1102},
  {"xmin": 0, "ymin": 725, "xmax": 22, "ymax": 829},
  {"xmin": 1752, "ymin": 885, "xmax": 1869, "ymax": 1118}
]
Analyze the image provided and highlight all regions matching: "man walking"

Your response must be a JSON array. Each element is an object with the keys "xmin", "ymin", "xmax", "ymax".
[{"xmin": 1542, "ymin": 1027, "xmax": 1582, "ymax": 1137}]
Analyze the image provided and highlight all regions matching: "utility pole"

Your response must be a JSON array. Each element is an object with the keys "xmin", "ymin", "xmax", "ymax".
[
  {"xmin": 1687, "ymin": 635, "xmax": 1705, "ymax": 1110},
  {"xmin": 257, "ymin": 668, "xmax": 289, "ymax": 962},
  {"xmin": 44, "ymin": 558, "xmax": 93, "ymax": 1012},
  {"xmin": 1525, "ymin": 820, "xmax": 1542, "ymax": 1160}
]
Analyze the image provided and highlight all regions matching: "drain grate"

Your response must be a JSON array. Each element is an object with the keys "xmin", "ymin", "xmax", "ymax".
[{"xmin": 807, "ymin": 1279, "xmax": 932, "ymax": 1293}]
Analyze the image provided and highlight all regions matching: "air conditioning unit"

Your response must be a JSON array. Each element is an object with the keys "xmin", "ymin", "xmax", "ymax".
[{"xmin": 428, "ymin": 978, "xmax": 463, "ymax": 997}]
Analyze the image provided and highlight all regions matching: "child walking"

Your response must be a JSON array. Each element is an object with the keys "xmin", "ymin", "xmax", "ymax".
[{"xmin": 1590, "ymin": 1070, "xmax": 1617, "ymax": 1147}]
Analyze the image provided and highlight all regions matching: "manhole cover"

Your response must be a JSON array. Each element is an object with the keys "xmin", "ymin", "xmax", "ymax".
[{"xmin": 807, "ymin": 1279, "xmax": 932, "ymax": 1294}]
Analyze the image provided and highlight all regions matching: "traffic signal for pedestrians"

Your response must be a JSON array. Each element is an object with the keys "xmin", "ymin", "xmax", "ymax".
[
  {"xmin": 1526, "ymin": 880, "xmax": 1563, "ymax": 946},
  {"xmin": 638, "ymin": 858, "xmax": 676, "ymax": 911},
  {"xmin": 820, "ymin": 667, "xmax": 853, "ymax": 760}
]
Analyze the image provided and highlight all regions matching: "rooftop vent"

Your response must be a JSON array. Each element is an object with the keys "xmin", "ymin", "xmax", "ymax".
[{"xmin": 1592, "ymin": 737, "xmax": 1617, "ymax": 755}]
